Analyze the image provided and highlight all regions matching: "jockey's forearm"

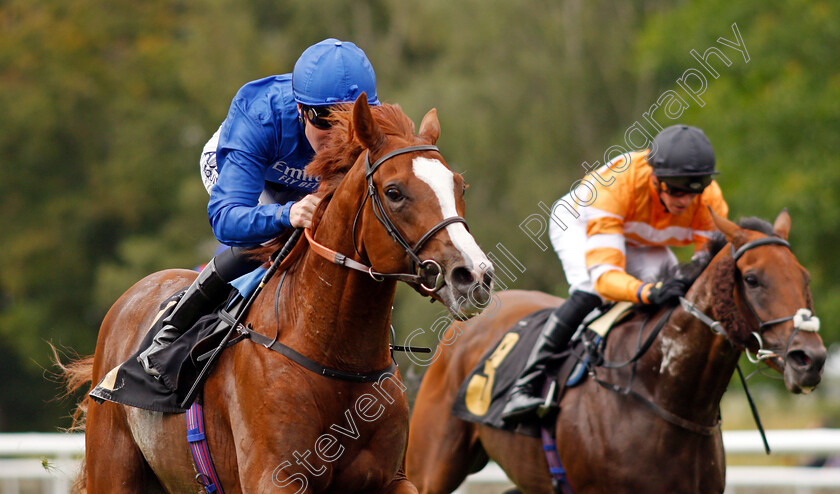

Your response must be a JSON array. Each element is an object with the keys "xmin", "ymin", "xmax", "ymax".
[{"xmin": 593, "ymin": 270, "xmax": 646, "ymax": 303}]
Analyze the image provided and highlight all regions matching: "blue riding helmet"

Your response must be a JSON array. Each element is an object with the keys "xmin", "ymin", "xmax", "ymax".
[{"xmin": 292, "ymin": 38, "xmax": 380, "ymax": 107}]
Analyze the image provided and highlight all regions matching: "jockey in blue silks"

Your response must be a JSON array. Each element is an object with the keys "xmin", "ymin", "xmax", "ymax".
[{"xmin": 138, "ymin": 38, "xmax": 380, "ymax": 376}]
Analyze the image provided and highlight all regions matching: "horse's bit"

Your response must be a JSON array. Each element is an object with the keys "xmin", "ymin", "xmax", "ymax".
[
  {"xmin": 680, "ymin": 235, "xmax": 820, "ymax": 364},
  {"xmin": 591, "ymin": 234, "xmax": 820, "ymax": 437},
  {"xmin": 307, "ymin": 144, "xmax": 468, "ymax": 294}
]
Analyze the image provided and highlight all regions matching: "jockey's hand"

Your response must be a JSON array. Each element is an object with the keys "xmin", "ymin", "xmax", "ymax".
[
  {"xmin": 646, "ymin": 278, "xmax": 688, "ymax": 306},
  {"xmin": 289, "ymin": 194, "xmax": 322, "ymax": 229}
]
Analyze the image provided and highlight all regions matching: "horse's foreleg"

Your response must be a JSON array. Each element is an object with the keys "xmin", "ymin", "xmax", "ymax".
[
  {"xmin": 237, "ymin": 456, "xmax": 310, "ymax": 494},
  {"xmin": 406, "ymin": 403, "xmax": 484, "ymax": 494},
  {"xmin": 382, "ymin": 469, "xmax": 419, "ymax": 494}
]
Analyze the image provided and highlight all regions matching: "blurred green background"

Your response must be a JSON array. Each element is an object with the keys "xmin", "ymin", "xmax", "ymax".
[{"xmin": 1, "ymin": 0, "xmax": 838, "ymax": 431}]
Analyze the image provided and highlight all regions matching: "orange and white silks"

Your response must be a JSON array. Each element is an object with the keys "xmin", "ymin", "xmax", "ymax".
[{"xmin": 548, "ymin": 151, "xmax": 728, "ymax": 303}]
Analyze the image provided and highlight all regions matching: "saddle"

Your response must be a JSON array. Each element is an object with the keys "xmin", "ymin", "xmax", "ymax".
[
  {"xmin": 89, "ymin": 262, "xmax": 400, "ymax": 413},
  {"xmin": 89, "ymin": 273, "xmax": 264, "ymax": 413},
  {"xmin": 451, "ymin": 302, "xmax": 635, "ymax": 437}
]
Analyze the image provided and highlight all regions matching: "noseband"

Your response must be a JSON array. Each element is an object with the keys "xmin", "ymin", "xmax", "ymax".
[
  {"xmin": 306, "ymin": 144, "xmax": 469, "ymax": 294},
  {"xmin": 681, "ymin": 235, "xmax": 820, "ymax": 363},
  {"xmin": 732, "ymin": 236, "xmax": 820, "ymax": 363}
]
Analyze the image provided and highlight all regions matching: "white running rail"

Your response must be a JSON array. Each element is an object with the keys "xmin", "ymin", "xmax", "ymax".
[
  {"xmin": 3, "ymin": 430, "xmax": 840, "ymax": 493},
  {"xmin": 0, "ymin": 433, "xmax": 83, "ymax": 494}
]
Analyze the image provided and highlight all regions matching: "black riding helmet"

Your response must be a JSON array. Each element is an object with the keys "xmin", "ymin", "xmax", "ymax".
[{"xmin": 648, "ymin": 124, "xmax": 718, "ymax": 194}]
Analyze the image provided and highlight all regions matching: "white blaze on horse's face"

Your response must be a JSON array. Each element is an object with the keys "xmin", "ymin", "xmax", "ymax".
[
  {"xmin": 412, "ymin": 157, "xmax": 493, "ymax": 317},
  {"xmin": 411, "ymin": 157, "xmax": 483, "ymax": 261}
]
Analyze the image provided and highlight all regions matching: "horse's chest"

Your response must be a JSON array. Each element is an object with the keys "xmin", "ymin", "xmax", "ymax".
[
  {"xmin": 325, "ymin": 390, "xmax": 409, "ymax": 487},
  {"xmin": 267, "ymin": 383, "xmax": 410, "ymax": 492}
]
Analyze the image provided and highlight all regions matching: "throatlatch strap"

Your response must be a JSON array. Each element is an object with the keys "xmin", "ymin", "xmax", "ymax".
[{"xmin": 187, "ymin": 402, "xmax": 225, "ymax": 494}]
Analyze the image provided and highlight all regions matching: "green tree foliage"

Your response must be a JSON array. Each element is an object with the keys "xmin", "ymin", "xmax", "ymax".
[
  {"xmin": 0, "ymin": 0, "xmax": 836, "ymax": 429},
  {"xmin": 0, "ymin": 0, "xmax": 259, "ymax": 429},
  {"xmin": 632, "ymin": 0, "xmax": 840, "ymax": 351}
]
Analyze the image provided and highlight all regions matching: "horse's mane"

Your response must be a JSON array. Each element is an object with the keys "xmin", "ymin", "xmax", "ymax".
[
  {"xmin": 662, "ymin": 216, "xmax": 773, "ymax": 286},
  {"xmin": 665, "ymin": 216, "xmax": 778, "ymax": 346},
  {"xmin": 250, "ymin": 103, "xmax": 417, "ymax": 260},
  {"xmin": 736, "ymin": 216, "xmax": 775, "ymax": 236},
  {"xmin": 306, "ymin": 103, "xmax": 417, "ymax": 199}
]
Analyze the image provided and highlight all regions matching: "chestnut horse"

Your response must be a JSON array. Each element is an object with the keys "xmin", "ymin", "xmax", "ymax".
[
  {"xmin": 64, "ymin": 95, "xmax": 494, "ymax": 493},
  {"xmin": 406, "ymin": 211, "xmax": 826, "ymax": 493}
]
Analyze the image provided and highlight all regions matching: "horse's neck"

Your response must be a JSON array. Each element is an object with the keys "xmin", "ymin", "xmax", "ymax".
[
  {"xmin": 642, "ymin": 272, "xmax": 742, "ymax": 422},
  {"xmin": 260, "ymin": 194, "xmax": 396, "ymax": 373}
]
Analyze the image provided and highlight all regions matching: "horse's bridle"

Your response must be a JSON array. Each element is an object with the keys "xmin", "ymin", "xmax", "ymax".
[
  {"xmin": 306, "ymin": 144, "xmax": 468, "ymax": 294},
  {"xmin": 681, "ymin": 235, "xmax": 820, "ymax": 364},
  {"xmin": 591, "ymin": 234, "xmax": 821, "ymax": 436}
]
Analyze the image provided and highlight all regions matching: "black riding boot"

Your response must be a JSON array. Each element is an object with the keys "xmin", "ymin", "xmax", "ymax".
[
  {"xmin": 137, "ymin": 258, "xmax": 231, "ymax": 376},
  {"xmin": 501, "ymin": 290, "xmax": 602, "ymax": 422}
]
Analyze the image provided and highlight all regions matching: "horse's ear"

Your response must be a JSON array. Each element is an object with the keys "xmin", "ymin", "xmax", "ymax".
[
  {"xmin": 352, "ymin": 93, "xmax": 384, "ymax": 150},
  {"xmin": 772, "ymin": 208, "xmax": 791, "ymax": 240},
  {"xmin": 709, "ymin": 207, "xmax": 747, "ymax": 248},
  {"xmin": 418, "ymin": 108, "xmax": 440, "ymax": 144}
]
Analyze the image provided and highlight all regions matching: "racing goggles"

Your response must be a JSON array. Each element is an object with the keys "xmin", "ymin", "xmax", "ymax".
[
  {"xmin": 660, "ymin": 175, "xmax": 713, "ymax": 197},
  {"xmin": 301, "ymin": 105, "xmax": 333, "ymax": 130}
]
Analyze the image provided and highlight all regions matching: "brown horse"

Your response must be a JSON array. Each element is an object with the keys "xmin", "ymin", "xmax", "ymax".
[
  {"xmin": 406, "ymin": 211, "xmax": 826, "ymax": 493},
  {"xmin": 63, "ymin": 95, "xmax": 494, "ymax": 493}
]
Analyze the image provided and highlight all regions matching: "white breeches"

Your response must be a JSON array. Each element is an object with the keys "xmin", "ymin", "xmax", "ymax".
[{"xmin": 548, "ymin": 195, "xmax": 677, "ymax": 298}]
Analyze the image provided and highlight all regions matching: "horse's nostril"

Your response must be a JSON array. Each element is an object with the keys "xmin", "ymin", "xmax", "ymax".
[
  {"xmin": 451, "ymin": 266, "xmax": 475, "ymax": 289},
  {"xmin": 788, "ymin": 350, "xmax": 810, "ymax": 368},
  {"xmin": 482, "ymin": 269, "xmax": 494, "ymax": 290},
  {"xmin": 788, "ymin": 349, "xmax": 825, "ymax": 373}
]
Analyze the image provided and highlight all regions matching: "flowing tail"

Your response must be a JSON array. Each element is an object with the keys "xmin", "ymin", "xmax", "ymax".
[
  {"xmin": 50, "ymin": 344, "xmax": 93, "ymax": 493},
  {"xmin": 50, "ymin": 344, "xmax": 94, "ymax": 431}
]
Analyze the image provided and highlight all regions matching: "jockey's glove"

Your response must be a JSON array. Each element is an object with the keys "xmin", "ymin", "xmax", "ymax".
[{"xmin": 645, "ymin": 278, "xmax": 688, "ymax": 306}]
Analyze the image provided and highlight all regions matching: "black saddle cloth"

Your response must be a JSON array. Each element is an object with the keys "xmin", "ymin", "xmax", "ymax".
[
  {"xmin": 451, "ymin": 308, "xmax": 559, "ymax": 438},
  {"xmin": 89, "ymin": 290, "xmax": 240, "ymax": 413}
]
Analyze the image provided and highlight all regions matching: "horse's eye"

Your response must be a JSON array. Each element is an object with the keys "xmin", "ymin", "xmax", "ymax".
[
  {"xmin": 384, "ymin": 187, "xmax": 404, "ymax": 202},
  {"xmin": 744, "ymin": 274, "xmax": 760, "ymax": 288}
]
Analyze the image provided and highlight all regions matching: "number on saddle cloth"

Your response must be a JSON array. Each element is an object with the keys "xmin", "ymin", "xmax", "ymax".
[
  {"xmin": 450, "ymin": 302, "xmax": 636, "ymax": 436},
  {"xmin": 449, "ymin": 308, "xmax": 556, "ymax": 435}
]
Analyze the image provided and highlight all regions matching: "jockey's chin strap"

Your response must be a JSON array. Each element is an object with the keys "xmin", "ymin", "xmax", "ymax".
[
  {"xmin": 676, "ymin": 234, "xmax": 821, "ymax": 454},
  {"xmin": 308, "ymin": 144, "xmax": 469, "ymax": 294}
]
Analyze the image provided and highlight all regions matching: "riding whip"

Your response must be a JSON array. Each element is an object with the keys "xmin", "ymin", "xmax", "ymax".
[{"xmin": 180, "ymin": 228, "xmax": 303, "ymax": 408}]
